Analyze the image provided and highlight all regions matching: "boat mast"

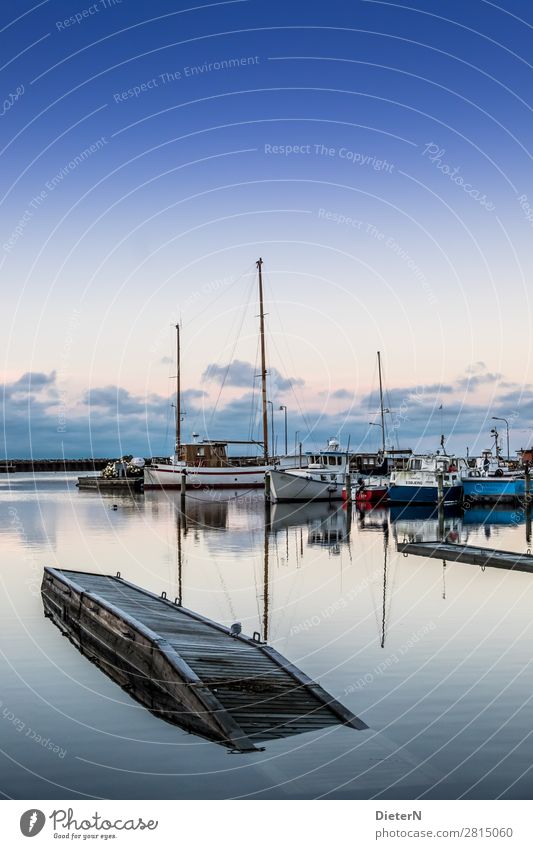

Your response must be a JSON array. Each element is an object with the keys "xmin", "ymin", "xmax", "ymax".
[
  {"xmin": 377, "ymin": 350, "xmax": 386, "ymax": 454},
  {"xmin": 175, "ymin": 323, "xmax": 181, "ymax": 454},
  {"xmin": 257, "ymin": 258, "xmax": 269, "ymax": 464}
]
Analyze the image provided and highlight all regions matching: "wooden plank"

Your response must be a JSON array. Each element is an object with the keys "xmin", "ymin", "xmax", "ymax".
[{"xmin": 397, "ymin": 541, "xmax": 533, "ymax": 573}]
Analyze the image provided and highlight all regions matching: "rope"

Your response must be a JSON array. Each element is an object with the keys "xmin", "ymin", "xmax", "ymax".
[{"xmin": 207, "ymin": 272, "xmax": 256, "ymax": 426}]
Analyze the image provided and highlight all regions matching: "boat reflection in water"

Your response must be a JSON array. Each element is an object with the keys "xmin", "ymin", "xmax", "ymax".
[
  {"xmin": 269, "ymin": 501, "xmax": 351, "ymax": 559},
  {"xmin": 389, "ymin": 504, "xmax": 463, "ymax": 544}
]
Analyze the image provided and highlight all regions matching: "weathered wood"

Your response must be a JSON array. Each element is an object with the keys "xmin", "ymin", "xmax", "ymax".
[
  {"xmin": 77, "ymin": 476, "xmax": 144, "ymax": 492},
  {"xmin": 41, "ymin": 567, "xmax": 366, "ymax": 751},
  {"xmin": 397, "ymin": 541, "xmax": 533, "ymax": 574}
]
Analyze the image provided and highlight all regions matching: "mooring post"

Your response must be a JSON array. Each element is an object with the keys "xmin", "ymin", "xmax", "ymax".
[
  {"xmin": 344, "ymin": 470, "xmax": 352, "ymax": 529},
  {"xmin": 525, "ymin": 464, "xmax": 531, "ymax": 545},
  {"xmin": 264, "ymin": 470, "xmax": 271, "ymax": 502},
  {"xmin": 180, "ymin": 470, "xmax": 187, "ymax": 501},
  {"xmin": 346, "ymin": 475, "xmax": 353, "ymax": 537},
  {"xmin": 437, "ymin": 471, "xmax": 445, "ymax": 540}
]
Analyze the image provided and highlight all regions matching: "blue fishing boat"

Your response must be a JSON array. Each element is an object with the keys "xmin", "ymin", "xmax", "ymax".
[
  {"xmin": 388, "ymin": 453, "xmax": 464, "ymax": 505},
  {"xmin": 461, "ymin": 471, "xmax": 524, "ymax": 503}
]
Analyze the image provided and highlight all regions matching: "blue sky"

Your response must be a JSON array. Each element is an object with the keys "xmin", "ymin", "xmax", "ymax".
[{"xmin": 1, "ymin": 0, "xmax": 533, "ymax": 457}]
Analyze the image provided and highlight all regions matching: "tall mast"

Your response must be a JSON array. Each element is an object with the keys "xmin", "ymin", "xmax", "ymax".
[
  {"xmin": 377, "ymin": 350, "xmax": 386, "ymax": 455},
  {"xmin": 257, "ymin": 258, "xmax": 269, "ymax": 464},
  {"xmin": 175, "ymin": 323, "xmax": 181, "ymax": 454}
]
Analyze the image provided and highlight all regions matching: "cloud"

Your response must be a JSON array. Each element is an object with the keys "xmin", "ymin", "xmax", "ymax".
[
  {"xmin": 1, "ymin": 365, "xmax": 529, "ymax": 459},
  {"xmin": 201, "ymin": 359, "xmax": 304, "ymax": 393},
  {"xmin": 331, "ymin": 388, "xmax": 354, "ymax": 400},
  {"xmin": 456, "ymin": 372, "xmax": 502, "ymax": 391},
  {"xmin": 3, "ymin": 370, "xmax": 57, "ymax": 401},
  {"xmin": 465, "ymin": 361, "xmax": 486, "ymax": 375}
]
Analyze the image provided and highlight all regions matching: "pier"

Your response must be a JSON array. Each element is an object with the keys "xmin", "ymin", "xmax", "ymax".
[
  {"xmin": 41, "ymin": 567, "xmax": 366, "ymax": 752},
  {"xmin": 3, "ymin": 458, "xmax": 114, "ymax": 473},
  {"xmin": 397, "ymin": 540, "xmax": 533, "ymax": 574},
  {"xmin": 76, "ymin": 476, "xmax": 144, "ymax": 493}
]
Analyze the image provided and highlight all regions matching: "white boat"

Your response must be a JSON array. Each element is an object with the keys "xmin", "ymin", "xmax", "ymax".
[
  {"xmin": 144, "ymin": 440, "xmax": 305, "ymax": 489},
  {"xmin": 267, "ymin": 440, "xmax": 348, "ymax": 503},
  {"xmin": 145, "ymin": 440, "xmax": 271, "ymax": 489}
]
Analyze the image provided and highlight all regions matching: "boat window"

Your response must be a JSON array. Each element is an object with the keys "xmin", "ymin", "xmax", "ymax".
[
  {"xmin": 337, "ymin": 456, "xmax": 342, "ymax": 465},
  {"xmin": 412, "ymin": 459, "xmax": 421, "ymax": 470},
  {"xmin": 329, "ymin": 456, "xmax": 336, "ymax": 466}
]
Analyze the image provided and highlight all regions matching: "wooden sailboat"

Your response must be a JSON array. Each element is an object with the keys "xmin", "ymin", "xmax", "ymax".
[{"xmin": 144, "ymin": 259, "xmax": 274, "ymax": 489}]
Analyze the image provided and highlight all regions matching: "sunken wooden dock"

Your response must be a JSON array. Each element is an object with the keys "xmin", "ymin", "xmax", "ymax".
[
  {"xmin": 41, "ymin": 567, "xmax": 366, "ymax": 751},
  {"xmin": 398, "ymin": 541, "xmax": 533, "ymax": 574}
]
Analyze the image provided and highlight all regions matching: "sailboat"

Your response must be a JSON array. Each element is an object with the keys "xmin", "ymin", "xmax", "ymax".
[
  {"xmin": 145, "ymin": 259, "xmax": 276, "ymax": 489},
  {"xmin": 346, "ymin": 352, "xmax": 390, "ymax": 504}
]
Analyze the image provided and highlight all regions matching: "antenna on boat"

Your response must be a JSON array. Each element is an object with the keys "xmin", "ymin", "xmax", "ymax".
[
  {"xmin": 257, "ymin": 258, "xmax": 269, "ymax": 464},
  {"xmin": 377, "ymin": 351, "xmax": 386, "ymax": 455},
  {"xmin": 175, "ymin": 323, "xmax": 181, "ymax": 454}
]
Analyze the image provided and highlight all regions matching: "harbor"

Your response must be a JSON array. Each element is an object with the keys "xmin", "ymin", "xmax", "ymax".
[
  {"xmin": 2, "ymin": 0, "xmax": 532, "ymax": 829},
  {"xmin": 3, "ymin": 471, "xmax": 533, "ymax": 799}
]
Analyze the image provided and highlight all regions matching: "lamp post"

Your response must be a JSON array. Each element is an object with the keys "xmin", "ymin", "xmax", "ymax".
[
  {"xmin": 279, "ymin": 405, "xmax": 288, "ymax": 455},
  {"xmin": 492, "ymin": 416, "xmax": 510, "ymax": 461},
  {"xmin": 267, "ymin": 401, "xmax": 275, "ymax": 458}
]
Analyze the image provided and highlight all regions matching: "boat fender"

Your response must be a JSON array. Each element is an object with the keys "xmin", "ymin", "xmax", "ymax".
[{"xmin": 495, "ymin": 468, "xmax": 504, "ymax": 477}]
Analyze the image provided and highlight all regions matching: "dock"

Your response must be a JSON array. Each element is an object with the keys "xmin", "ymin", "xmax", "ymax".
[
  {"xmin": 397, "ymin": 540, "xmax": 533, "ymax": 574},
  {"xmin": 41, "ymin": 567, "xmax": 366, "ymax": 752}
]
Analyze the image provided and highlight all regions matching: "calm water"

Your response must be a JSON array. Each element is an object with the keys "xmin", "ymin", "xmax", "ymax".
[{"xmin": 1, "ymin": 473, "xmax": 533, "ymax": 800}]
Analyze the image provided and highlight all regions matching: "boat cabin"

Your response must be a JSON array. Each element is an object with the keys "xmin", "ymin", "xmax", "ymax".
[
  {"xmin": 304, "ymin": 438, "xmax": 347, "ymax": 472},
  {"xmin": 390, "ymin": 453, "xmax": 465, "ymax": 485},
  {"xmin": 306, "ymin": 452, "xmax": 346, "ymax": 470},
  {"xmin": 175, "ymin": 440, "xmax": 265, "ymax": 468},
  {"xmin": 408, "ymin": 454, "xmax": 462, "ymax": 473}
]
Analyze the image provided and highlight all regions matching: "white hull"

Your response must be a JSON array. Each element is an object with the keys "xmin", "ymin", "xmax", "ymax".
[
  {"xmin": 144, "ymin": 462, "xmax": 270, "ymax": 489},
  {"xmin": 268, "ymin": 469, "xmax": 345, "ymax": 503}
]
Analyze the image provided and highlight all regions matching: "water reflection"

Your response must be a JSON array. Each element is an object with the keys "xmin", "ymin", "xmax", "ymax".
[
  {"xmin": 5, "ymin": 477, "xmax": 533, "ymax": 799},
  {"xmin": 389, "ymin": 504, "xmax": 463, "ymax": 544}
]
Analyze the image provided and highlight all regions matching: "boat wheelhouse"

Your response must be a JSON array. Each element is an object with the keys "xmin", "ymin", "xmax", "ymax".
[
  {"xmin": 267, "ymin": 439, "xmax": 349, "ymax": 503},
  {"xmin": 388, "ymin": 453, "xmax": 465, "ymax": 505}
]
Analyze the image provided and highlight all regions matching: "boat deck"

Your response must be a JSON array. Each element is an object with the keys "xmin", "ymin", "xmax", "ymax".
[
  {"xmin": 41, "ymin": 568, "xmax": 366, "ymax": 752},
  {"xmin": 397, "ymin": 541, "xmax": 533, "ymax": 573}
]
